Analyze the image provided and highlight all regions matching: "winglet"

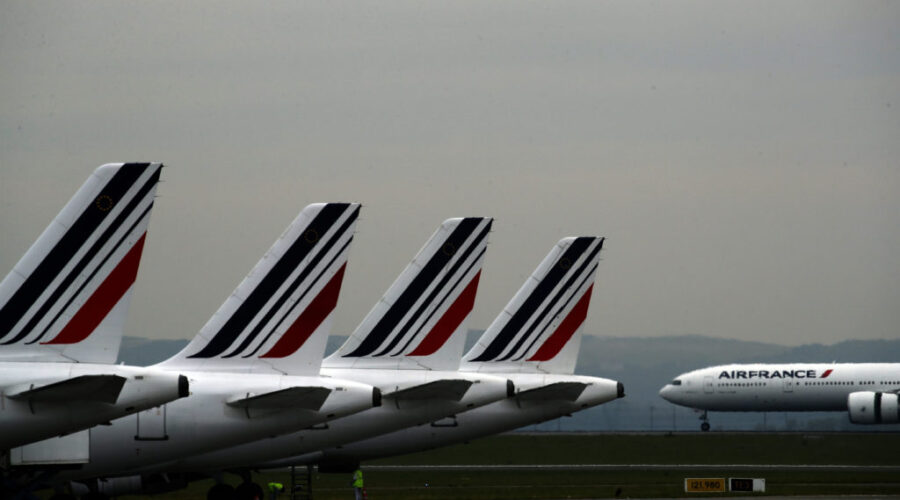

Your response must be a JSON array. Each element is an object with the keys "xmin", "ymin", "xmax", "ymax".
[
  {"xmin": 0, "ymin": 163, "xmax": 162, "ymax": 363},
  {"xmin": 159, "ymin": 203, "xmax": 360, "ymax": 375},
  {"xmin": 462, "ymin": 236, "xmax": 604, "ymax": 375},
  {"xmin": 325, "ymin": 217, "xmax": 492, "ymax": 371}
]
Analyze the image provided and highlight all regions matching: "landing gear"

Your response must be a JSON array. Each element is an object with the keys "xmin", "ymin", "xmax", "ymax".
[{"xmin": 699, "ymin": 410, "xmax": 710, "ymax": 432}]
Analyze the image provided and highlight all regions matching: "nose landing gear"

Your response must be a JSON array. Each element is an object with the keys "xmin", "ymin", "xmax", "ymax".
[{"xmin": 699, "ymin": 410, "xmax": 710, "ymax": 431}]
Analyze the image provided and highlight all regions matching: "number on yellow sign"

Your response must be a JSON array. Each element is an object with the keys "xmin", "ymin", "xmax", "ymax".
[{"xmin": 684, "ymin": 478, "xmax": 725, "ymax": 492}]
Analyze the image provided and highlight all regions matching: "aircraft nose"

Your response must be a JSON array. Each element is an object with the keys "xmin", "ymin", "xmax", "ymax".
[{"xmin": 659, "ymin": 384, "xmax": 674, "ymax": 402}]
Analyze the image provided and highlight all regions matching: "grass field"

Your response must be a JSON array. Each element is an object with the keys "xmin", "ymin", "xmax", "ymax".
[
  {"xmin": 371, "ymin": 431, "xmax": 900, "ymax": 466},
  {"xmin": 64, "ymin": 432, "xmax": 900, "ymax": 499}
]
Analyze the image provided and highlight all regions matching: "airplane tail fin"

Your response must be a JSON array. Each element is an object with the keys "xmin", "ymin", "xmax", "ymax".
[
  {"xmin": 461, "ymin": 236, "xmax": 604, "ymax": 375},
  {"xmin": 159, "ymin": 203, "xmax": 360, "ymax": 375},
  {"xmin": 0, "ymin": 163, "xmax": 162, "ymax": 364},
  {"xmin": 325, "ymin": 217, "xmax": 492, "ymax": 371}
]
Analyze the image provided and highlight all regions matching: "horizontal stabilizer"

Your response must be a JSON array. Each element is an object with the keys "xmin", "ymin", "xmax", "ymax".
[
  {"xmin": 515, "ymin": 381, "xmax": 588, "ymax": 401},
  {"xmin": 226, "ymin": 386, "xmax": 332, "ymax": 411},
  {"xmin": 8, "ymin": 375, "xmax": 127, "ymax": 404},
  {"xmin": 386, "ymin": 379, "xmax": 473, "ymax": 401}
]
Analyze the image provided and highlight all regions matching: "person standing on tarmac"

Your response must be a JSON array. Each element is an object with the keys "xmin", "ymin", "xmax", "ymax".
[
  {"xmin": 267, "ymin": 481, "xmax": 284, "ymax": 500},
  {"xmin": 351, "ymin": 468, "xmax": 364, "ymax": 500}
]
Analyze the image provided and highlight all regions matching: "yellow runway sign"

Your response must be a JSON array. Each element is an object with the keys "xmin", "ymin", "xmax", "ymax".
[{"xmin": 684, "ymin": 477, "xmax": 726, "ymax": 492}]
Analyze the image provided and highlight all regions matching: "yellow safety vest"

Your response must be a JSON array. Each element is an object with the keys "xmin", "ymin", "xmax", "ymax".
[{"xmin": 353, "ymin": 469, "xmax": 364, "ymax": 488}]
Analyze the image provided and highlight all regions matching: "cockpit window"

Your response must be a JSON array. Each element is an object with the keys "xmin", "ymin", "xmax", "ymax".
[{"xmin": 671, "ymin": 379, "xmax": 682, "ymax": 386}]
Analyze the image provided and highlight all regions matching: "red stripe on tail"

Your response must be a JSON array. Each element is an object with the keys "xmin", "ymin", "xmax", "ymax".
[
  {"xmin": 527, "ymin": 284, "xmax": 593, "ymax": 362},
  {"xmin": 44, "ymin": 234, "xmax": 146, "ymax": 345},
  {"xmin": 408, "ymin": 271, "xmax": 480, "ymax": 357},
  {"xmin": 261, "ymin": 264, "xmax": 346, "ymax": 358}
]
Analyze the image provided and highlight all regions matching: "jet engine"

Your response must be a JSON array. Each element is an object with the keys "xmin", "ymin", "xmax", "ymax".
[{"xmin": 847, "ymin": 391, "xmax": 900, "ymax": 424}]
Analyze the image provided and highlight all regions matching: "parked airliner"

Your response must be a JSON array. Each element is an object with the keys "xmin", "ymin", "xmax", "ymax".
[
  {"xmin": 659, "ymin": 363, "xmax": 900, "ymax": 429},
  {"xmin": 259, "ymin": 236, "xmax": 624, "ymax": 469},
  {"xmin": 20, "ymin": 203, "xmax": 377, "ymax": 498},
  {"xmin": 0, "ymin": 164, "xmax": 188, "ymax": 454},
  {"xmin": 72, "ymin": 217, "xmax": 512, "ymax": 498}
]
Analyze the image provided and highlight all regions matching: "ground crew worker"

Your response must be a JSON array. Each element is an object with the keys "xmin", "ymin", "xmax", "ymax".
[
  {"xmin": 267, "ymin": 481, "xmax": 284, "ymax": 500},
  {"xmin": 351, "ymin": 468, "xmax": 364, "ymax": 500}
]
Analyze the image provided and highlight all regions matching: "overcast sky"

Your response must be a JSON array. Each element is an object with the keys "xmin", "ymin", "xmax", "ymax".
[{"xmin": 1, "ymin": 1, "xmax": 898, "ymax": 347}]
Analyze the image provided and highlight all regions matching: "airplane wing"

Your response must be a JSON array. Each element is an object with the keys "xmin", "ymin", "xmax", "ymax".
[
  {"xmin": 7, "ymin": 375, "xmax": 127, "ymax": 404},
  {"xmin": 385, "ymin": 379, "xmax": 473, "ymax": 401},
  {"xmin": 515, "ymin": 381, "xmax": 588, "ymax": 401},
  {"xmin": 226, "ymin": 387, "xmax": 332, "ymax": 411}
]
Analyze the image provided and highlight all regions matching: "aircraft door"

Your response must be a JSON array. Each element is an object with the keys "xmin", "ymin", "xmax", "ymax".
[
  {"xmin": 783, "ymin": 378, "xmax": 794, "ymax": 393},
  {"xmin": 135, "ymin": 405, "xmax": 168, "ymax": 440},
  {"xmin": 703, "ymin": 376, "xmax": 714, "ymax": 394}
]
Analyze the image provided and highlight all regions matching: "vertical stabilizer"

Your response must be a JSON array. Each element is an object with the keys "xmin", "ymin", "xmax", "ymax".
[
  {"xmin": 326, "ymin": 217, "xmax": 492, "ymax": 371},
  {"xmin": 0, "ymin": 163, "xmax": 162, "ymax": 363},
  {"xmin": 461, "ymin": 236, "xmax": 604, "ymax": 375},
  {"xmin": 159, "ymin": 203, "xmax": 360, "ymax": 375}
]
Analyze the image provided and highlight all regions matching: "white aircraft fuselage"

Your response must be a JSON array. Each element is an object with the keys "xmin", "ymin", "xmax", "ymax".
[
  {"xmin": 261, "ymin": 373, "xmax": 623, "ymax": 468},
  {"xmin": 0, "ymin": 362, "xmax": 186, "ymax": 450},
  {"xmin": 660, "ymin": 363, "xmax": 900, "ymax": 412},
  {"xmin": 146, "ymin": 368, "xmax": 512, "ymax": 472},
  {"xmin": 54, "ymin": 370, "xmax": 376, "ymax": 480}
]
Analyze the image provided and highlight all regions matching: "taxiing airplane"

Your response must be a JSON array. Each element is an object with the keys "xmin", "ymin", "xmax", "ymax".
[
  {"xmin": 659, "ymin": 363, "xmax": 900, "ymax": 429},
  {"xmin": 260, "ymin": 236, "xmax": 623, "ymax": 468},
  {"xmin": 0, "ymin": 163, "xmax": 188, "ymax": 454},
  {"xmin": 28, "ymin": 203, "xmax": 378, "ymax": 495}
]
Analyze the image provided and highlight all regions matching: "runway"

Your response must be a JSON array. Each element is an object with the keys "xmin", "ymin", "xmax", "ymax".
[
  {"xmin": 635, "ymin": 498, "xmax": 900, "ymax": 500},
  {"xmin": 368, "ymin": 463, "xmax": 900, "ymax": 472}
]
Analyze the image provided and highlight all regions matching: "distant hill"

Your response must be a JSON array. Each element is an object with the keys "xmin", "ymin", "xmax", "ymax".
[
  {"xmin": 117, "ymin": 333, "xmax": 900, "ymax": 432},
  {"xmin": 120, "ymin": 332, "xmax": 900, "ymax": 369},
  {"xmin": 117, "ymin": 335, "xmax": 348, "ymax": 366},
  {"xmin": 117, "ymin": 336, "xmax": 189, "ymax": 366}
]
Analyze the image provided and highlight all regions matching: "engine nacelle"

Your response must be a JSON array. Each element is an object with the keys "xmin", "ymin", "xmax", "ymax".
[{"xmin": 848, "ymin": 391, "xmax": 900, "ymax": 424}]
